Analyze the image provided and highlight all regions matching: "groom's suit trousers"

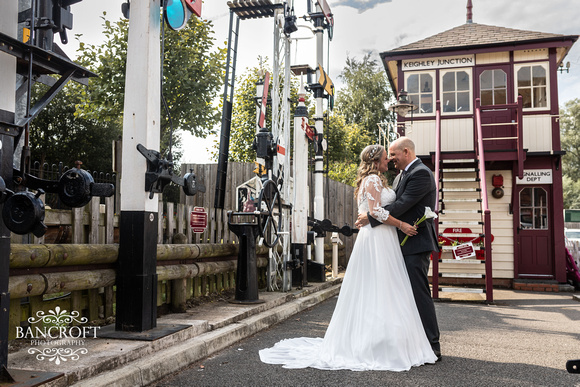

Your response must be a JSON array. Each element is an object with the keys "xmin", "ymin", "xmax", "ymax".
[{"xmin": 404, "ymin": 251, "xmax": 440, "ymax": 353}]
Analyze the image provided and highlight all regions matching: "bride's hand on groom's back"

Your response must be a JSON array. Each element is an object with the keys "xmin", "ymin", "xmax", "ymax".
[{"xmin": 400, "ymin": 222, "xmax": 418, "ymax": 236}]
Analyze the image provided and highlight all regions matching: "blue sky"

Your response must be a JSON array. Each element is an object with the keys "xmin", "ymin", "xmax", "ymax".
[{"xmin": 62, "ymin": 0, "xmax": 580, "ymax": 163}]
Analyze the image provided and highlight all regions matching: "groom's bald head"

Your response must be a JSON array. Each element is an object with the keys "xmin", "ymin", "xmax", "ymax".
[{"xmin": 388, "ymin": 137, "xmax": 416, "ymax": 171}]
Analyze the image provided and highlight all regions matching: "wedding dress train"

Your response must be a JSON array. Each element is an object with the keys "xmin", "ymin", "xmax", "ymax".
[{"xmin": 259, "ymin": 174, "xmax": 437, "ymax": 371}]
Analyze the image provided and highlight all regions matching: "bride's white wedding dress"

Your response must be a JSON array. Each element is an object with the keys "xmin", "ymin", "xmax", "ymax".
[{"xmin": 259, "ymin": 174, "xmax": 437, "ymax": 371}]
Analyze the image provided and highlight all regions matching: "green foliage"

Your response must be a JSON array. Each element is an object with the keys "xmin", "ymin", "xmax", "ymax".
[
  {"xmin": 324, "ymin": 54, "xmax": 394, "ymax": 185},
  {"xmin": 327, "ymin": 161, "xmax": 358, "ymax": 187},
  {"xmin": 563, "ymin": 175, "xmax": 580, "ymax": 209},
  {"xmin": 30, "ymin": 81, "xmax": 119, "ymax": 172},
  {"xmin": 325, "ymin": 113, "xmax": 371, "ymax": 187},
  {"xmin": 560, "ymin": 98, "xmax": 580, "ymax": 208},
  {"xmin": 75, "ymin": 13, "xmax": 226, "ymax": 160},
  {"xmin": 334, "ymin": 54, "xmax": 393, "ymax": 142},
  {"xmin": 228, "ymin": 66, "xmax": 266, "ymax": 163}
]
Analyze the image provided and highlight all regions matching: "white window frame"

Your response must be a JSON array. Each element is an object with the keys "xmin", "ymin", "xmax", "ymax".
[
  {"xmin": 514, "ymin": 62, "xmax": 550, "ymax": 111},
  {"xmin": 439, "ymin": 67, "xmax": 473, "ymax": 115},
  {"xmin": 519, "ymin": 187, "xmax": 549, "ymax": 230},
  {"xmin": 404, "ymin": 71, "xmax": 436, "ymax": 116},
  {"xmin": 479, "ymin": 69, "xmax": 508, "ymax": 106}
]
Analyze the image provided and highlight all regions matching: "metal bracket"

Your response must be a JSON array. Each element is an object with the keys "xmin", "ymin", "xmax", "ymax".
[
  {"xmin": 137, "ymin": 144, "xmax": 205, "ymax": 199},
  {"xmin": 308, "ymin": 217, "xmax": 358, "ymax": 237}
]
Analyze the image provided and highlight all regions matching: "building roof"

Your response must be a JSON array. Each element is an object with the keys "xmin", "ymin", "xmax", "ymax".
[{"xmin": 382, "ymin": 23, "xmax": 577, "ymax": 57}]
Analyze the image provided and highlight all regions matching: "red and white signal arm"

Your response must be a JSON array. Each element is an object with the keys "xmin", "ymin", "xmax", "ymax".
[
  {"xmin": 184, "ymin": 0, "xmax": 202, "ymax": 17},
  {"xmin": 190, "ymin": 206, "xmax": 207, "ymax": 233},
  {"xmin": 316, "ymin": 0, "xmax": 333, "ymax": 27}
]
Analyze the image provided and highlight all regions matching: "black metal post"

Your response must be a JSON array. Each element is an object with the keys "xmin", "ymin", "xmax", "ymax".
[
  {"xmin": 115, "ymin": 211, "xmax": 158, "ymax": 331},
  {"xmin": 0, "ymin": 134, "xmax": 14, "ymax": 375},
  {"xmin": 228, "ymin": 213, "xmax": 265, "ymax": 304}
]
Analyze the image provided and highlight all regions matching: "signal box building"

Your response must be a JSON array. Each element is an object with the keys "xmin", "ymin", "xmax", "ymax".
[{"xmin": 380, "ymin": 12, "xmax": 578, "ymax": 296}]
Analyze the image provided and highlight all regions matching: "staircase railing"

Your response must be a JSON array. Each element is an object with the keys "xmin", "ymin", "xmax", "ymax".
[
  {"xmin": 475, "ymin": 98, "xmax": 493, "ymax": 303},
  {"xmin": 432, "ymin": 100, "xmax": 441, "ymax": 299}
]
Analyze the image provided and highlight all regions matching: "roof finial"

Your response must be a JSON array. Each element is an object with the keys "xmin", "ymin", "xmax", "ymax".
[{"xmin": 467, "ymin": 0, "xmax": 473, "ymax": 24}]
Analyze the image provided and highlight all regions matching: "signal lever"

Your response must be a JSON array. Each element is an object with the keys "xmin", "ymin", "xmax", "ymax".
[
  {"xmin": 308, "ymin": 218, "xmax": 358, "ymax": 238},
  {"xmin": 137, "ymin": 144, "xmax": 205, "ymax": 199},
  {"xmin": 16, "ymin": 162, "xmax": 114, "ymax": 208}
]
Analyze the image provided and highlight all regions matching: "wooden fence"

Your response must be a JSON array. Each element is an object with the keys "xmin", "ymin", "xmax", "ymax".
[
  {"xmin": 7, "ymin": 162, "xmax": 355, "ymax": 339},
  {"xmin": 180, "ymin": 162, "xmax": 358, "ymax": 264}
]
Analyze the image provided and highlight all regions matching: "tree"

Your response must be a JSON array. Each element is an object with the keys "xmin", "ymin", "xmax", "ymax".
[
  {"xmin": 560, "ymin": 98, "xmax": 580, "ymax": 208},
  {"xmin": 227, "ymin": 66, "xmax": 266, "ymax": 163},
  {"xmin": 334, "ymin": 54, "xmax": 393, "ymax": 142},
  {"xmin": 325, "ymin": 112, "xmax": 372, "ymax": 185},
  {"xmin": 321, "ymin": 54, "xmax": 395, "ymax": 186},
  {"xmin": 75, "ymin": 13, "xmax": 226, "ymax": 160},
  {"xmin": 30, "ymin": 82, "xmax": 119, "ymax": 172}
]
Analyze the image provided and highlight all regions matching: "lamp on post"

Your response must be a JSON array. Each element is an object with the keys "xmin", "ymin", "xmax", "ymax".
[
  {"xmin": 389, "ymin": 90, "xmax": 418, "ymax": 135},
  {"xmin": 389, "ymin": 89, "xmax": 418, "ymax": 118},
  {"xmin": 558, "ymin": 61, "xmax": 571, "ymax": 74}
]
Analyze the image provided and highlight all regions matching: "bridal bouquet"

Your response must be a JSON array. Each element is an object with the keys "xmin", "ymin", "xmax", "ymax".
[{"xmin": 400, "ymin": 207, "xmax": 438, "ymax": 246}]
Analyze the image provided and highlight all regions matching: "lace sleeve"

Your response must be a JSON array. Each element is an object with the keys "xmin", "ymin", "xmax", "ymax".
[{"xmin": 363, "ymin": 175, "xmax": 390, "ymax": 223}]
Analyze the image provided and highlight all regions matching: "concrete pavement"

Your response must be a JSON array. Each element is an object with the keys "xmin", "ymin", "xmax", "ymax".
[
  {"xmin": 6, "ymin": 277, "xmax": 343, "ymax": 387},
  {"xmin": 5, "ymin": 278, "xmax": 580, "ymax": 386}
]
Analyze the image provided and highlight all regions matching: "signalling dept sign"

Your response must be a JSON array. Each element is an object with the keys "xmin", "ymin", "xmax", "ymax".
[{"xmin": 190, "ymin": 207, "xmax": 207, "ymax": 233}]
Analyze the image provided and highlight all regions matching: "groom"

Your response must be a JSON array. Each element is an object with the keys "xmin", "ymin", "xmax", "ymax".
[{"xmin": 356, "ymin": 137, "xmax": 441, "ymax": 360}]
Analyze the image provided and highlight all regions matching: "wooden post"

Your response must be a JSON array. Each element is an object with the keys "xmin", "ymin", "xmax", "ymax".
[
  {"xmin": 158, "ymin": 195, "xmax": 164, "ymax": 244},
  {"xmin": 70, "ymin": 291, "xmax": 83, "ymax": 326},
  {"xmin": 104, "ymin": 286, "xmax": 114, "ymax": 320},
  {"xmin": 177, "ymin": 203, "xmax": 185, "ymax": 236},
  {"xmin": 88, "ymin": 288, "xmax": 99, "ymax": 321},
  {"xmin": 171, "ymin": 278, "xmax": 187, "ymax": 313},
  {"xmin": 167, "ymin": 203, "xmax": 174, "ymax": 244},
  {"xmin": 89, "ymin": 197, "xmax": 100, "ymax": 244},
  {"xmin": 105, "ymin": 196, "xmax": 115, "ymax": 244},
  {"xmin": 186, "ymin": 278, "xmax": 193, "ymax": 299},
  {"xmin": 193, "ymin": 277, "xmax": 201, "ymax": 298},
  {"xmin": 201, "ymin": 276, "xmax": 208, "ymax": 296},
  {"xmin": 72, "ymin": 207, "xmax": 84, "ymax": 243}
]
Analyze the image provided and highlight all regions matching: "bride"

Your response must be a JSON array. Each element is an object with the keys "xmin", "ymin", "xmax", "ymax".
[{"xmin": 259, "ymin": 144, "xmax": 438, "ymax": 371}]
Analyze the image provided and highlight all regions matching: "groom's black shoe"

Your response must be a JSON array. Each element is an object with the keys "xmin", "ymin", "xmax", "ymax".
[{"xmin": 434, "ymin": 350, "xmax": 442, "ymax": 362}]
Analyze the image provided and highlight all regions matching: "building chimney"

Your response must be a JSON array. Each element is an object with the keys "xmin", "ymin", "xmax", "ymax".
[{"xmin": 467, "ymin": 0, "xmax": 473, "ymax": 24}]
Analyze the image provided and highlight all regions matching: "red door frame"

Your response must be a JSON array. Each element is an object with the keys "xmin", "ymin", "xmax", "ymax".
[{"xmin": 514, "ymin": 183, "xmax": 555, "ymax": 279}]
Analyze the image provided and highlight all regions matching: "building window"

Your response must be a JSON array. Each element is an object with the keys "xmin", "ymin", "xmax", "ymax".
[
  {"xmin": 480, "ymin": 69, "xmax": 507, "ymax": 105},
  {"xmin": 405, "ymin": 72, "xmax": 434, "ymax": 114},
  {"xmin": 441, "ymin": 69, "xmax": 471, "ymax": 113},
  {"xmin": 515, "ymin": 63, "xmax": 548, "ymax": 109},
  {"xmin": 519, "ymin": 187, "xmax": 548, "ymax": 229}
]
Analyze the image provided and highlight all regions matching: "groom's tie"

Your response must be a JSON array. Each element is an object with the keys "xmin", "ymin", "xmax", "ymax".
[{"xmin": 394, "ymin": 170, "xmax": 405, "ymax": 192}]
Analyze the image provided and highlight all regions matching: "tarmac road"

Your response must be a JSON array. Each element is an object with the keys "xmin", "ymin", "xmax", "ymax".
[{"xmin": 153, "ymin": 290, "xmax": 580, "ymax": 387}]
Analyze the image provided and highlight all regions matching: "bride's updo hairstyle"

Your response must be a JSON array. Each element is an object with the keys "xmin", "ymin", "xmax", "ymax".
[{"xmin": 354, "ymin": 144, "xmax": 388, "ymax": 199}]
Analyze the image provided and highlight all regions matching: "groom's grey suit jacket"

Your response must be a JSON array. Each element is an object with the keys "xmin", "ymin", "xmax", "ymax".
[{"xmin": 369, "ymin": 159, "xmax": 440, "ymax": 255}]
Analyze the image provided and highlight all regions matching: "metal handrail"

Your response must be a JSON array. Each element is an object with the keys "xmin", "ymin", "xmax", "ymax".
[
  {"xmin": 475, "ymin": 98, "xmax": 493, "ymax": 303},
  {"xmin": 432, "ymin": 100, "xmax": 441, "ymax": 300}
]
